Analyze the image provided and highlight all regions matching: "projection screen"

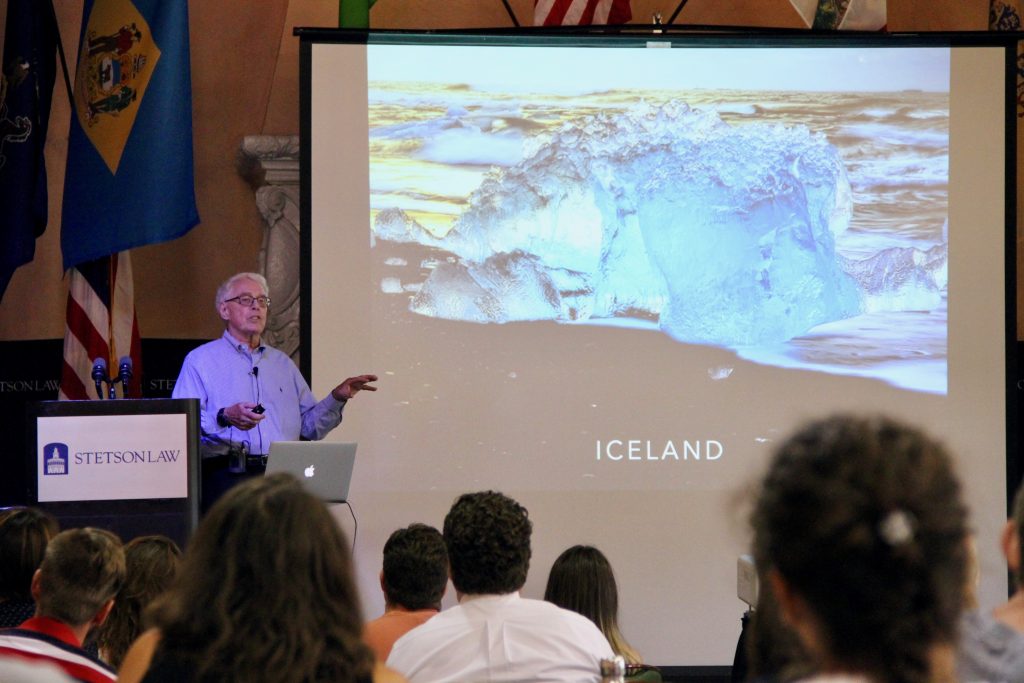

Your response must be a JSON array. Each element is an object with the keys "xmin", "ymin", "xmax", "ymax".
[{"xmin": 301, "ymin": 31, "xmax": 1015, "ymax": 668}]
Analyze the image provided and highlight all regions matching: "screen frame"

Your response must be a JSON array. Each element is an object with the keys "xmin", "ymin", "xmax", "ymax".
[{"xmin": 298, "ymin": 28, "xmax": 1020, "ymax": 673}]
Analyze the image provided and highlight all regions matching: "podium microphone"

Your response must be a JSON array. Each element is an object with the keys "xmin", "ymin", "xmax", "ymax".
[
  {"xmin": 91, "ymin": 357, "xmax": 107, "ymax": 399},
  {"xmin": 118, "ymin": 356, "xmax": 133, "ymax": 387}
]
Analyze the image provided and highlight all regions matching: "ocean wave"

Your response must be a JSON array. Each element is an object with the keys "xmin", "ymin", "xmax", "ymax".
[{"xmin": 840, "ymin": 123, "xmax": 948, "ymax": 149}]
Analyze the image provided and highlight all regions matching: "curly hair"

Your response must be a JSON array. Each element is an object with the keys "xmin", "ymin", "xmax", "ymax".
[
  {"xmin": 148, "ymin": 473, "xmax": 374, "ymax": 683},
  {"xmin": 544, "ymin": 545, "xmax": 641, "ymax": 665},
  {"xmin": 382, "ymin": 523, "xmax": 448, "ymax": 611},
  {"xmin": 93, "ymin": 535, "xmax": 181, "ymax": 668},
  {"xmin": 751, "ymin": 414, "xmax": 968, "ymax": 683},
  {"xmin": 443, "ymin": 491, "xmax": 531, "ymax": 595},
  {"xmin": 0, "ymin": 507, "xmax": 58, "ymax": 600}
]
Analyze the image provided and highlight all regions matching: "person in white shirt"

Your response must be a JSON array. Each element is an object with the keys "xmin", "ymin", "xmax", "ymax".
[{"xmin": 386, "ymin": 491, "xmax": 613, "ymax": 683}]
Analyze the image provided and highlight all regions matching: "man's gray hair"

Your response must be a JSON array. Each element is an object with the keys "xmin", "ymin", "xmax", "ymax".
[{"xmin": 215, "ymin": 272, "xmax": 269, "ymax": 313}]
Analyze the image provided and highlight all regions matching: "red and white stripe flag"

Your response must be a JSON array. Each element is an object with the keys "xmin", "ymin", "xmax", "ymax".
[
  {"xmin": 534, "ymin": 0, "xmax": 632, "ymax": 26},
  {"xmin": 59, "ymin": 251, "xmax": 142, "ymax": 400}
]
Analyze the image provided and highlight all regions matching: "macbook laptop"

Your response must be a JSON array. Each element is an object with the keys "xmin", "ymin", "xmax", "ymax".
[{"xmin": 266, "ymin": 441, "xmax": 357, "ymax": 503}]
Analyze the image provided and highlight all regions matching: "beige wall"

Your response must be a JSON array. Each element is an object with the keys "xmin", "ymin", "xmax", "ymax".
[{"xmin": 0, "ymin": 0, "xmax": 1002, "ymax": 342}]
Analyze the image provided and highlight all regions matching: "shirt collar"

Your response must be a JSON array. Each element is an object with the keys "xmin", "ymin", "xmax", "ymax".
[
  {"xmin": 17, "ymin": 616, "xmax": 82, "ymax": 647},
  {"xmin": 384, "ymin": 606, "xmax": 440, "ymax": 616},
  {"xmin": 221, "ymin": 329, "xmax": 266, "ymax": 353},
  {"xmin": 457, "ymin": 591, "xmax": 521, "ymax": 606}
]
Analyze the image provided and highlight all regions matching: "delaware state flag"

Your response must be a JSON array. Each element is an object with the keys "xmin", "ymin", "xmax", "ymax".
[{"xmin": 61, "ymin": 0, "xmax": 198, "ymax": 270}]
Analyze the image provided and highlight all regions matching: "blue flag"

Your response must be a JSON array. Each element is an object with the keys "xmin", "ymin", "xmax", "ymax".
[
  {"xmin": 0, "ymin": 0, "xmax": 57, "ymax": 301},
  {"xmin": 61, "ymin": 0, "xmax": 198, "ymax": 270}
]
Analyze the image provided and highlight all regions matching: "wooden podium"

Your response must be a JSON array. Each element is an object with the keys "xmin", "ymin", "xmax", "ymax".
[{"xmin": 27, "ymin": 399, "xmax": 200, "ymax": 547}]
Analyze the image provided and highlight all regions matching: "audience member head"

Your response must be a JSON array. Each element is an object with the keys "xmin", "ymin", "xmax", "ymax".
[
  {"xmin": 963, "ymin": 532, "xmax": 980, "ymax": 611},
  {"xmin": 751, "ymin": 414, "xmax": 968, "ymax": 683},
  {"xmin": 745, "ymin": 572, "xmax": 813, "ymax": 683},
  {"xmin": 93, "ymin": 535, "xmax": 181, "ymax": 668},
  {"xmin": 443, "ymin": 491, "xmax": 531, "ymax": 595},
  {"xmin": 150, "ymin": 473, "xmax": 373, "ymax": 682},
  {"xmin": 1004, "ymin": 480, "xmax": 1024, "ymax": 591},
  {"xmin": 34, "ymin": 528, "xmax": 125, "ymax": 628},
  {"xmin": 0, "ymin": 507, "xmax": 58, "ymax": 601},
  {"xmin": 381, "ymin": 523, "xmax": 448, "ymax": 611},
  {"xmin": 544, "ymin": 545, "xmax": 641, "ymax": 665}
]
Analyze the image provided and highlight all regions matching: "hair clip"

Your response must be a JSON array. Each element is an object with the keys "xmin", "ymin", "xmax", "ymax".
[{"xmin": 879, "ymin": 509, "xmax": 916, "ymax": 546}]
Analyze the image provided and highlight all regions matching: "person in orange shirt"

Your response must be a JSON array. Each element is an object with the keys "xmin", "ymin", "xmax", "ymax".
[{"xmin": 364, "ymin": 524, "xmax": 448, "ymax": 662}]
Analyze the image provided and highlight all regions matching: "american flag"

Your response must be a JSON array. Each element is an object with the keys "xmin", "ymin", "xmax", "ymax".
[
  {"xmin": 534, "ymin": 0, "xmax": 632, "ymax": 26},
  {"xmin": 58, "ymin": 252, "xmax": 142, "ymax": 400}
]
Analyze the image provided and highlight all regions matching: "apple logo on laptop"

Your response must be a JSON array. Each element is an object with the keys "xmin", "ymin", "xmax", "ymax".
[{"xmin": 304, "ymin": 465, "xmax": 315, "ymax": 478}]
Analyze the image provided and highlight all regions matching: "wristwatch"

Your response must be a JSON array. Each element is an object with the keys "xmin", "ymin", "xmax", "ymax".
[{"xmin": 217, "ymin": 407, "xmax": 229, "ymax": 427}]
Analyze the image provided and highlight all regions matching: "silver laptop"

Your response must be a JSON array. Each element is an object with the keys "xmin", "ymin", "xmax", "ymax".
[{"xmin": 266, "ymin": 441, "xmax": 357, "ymax": 503}]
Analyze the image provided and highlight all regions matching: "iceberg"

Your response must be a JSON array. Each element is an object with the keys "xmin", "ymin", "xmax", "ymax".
[
  {"xmin": 840, "ymin": 243, "xmax": 947, "ymax": 313},
  {"xmin": 410, "ymin": 250, "xmax": 565, "ymax": 323},
  {"xmin": 373, "ymin": 207, "xmax": 445, "ymax": 248},
  {"xmin": 629, "ymin": 114, "xmax": 860, "ymax": 345},
  {"xmin": 377, "ymin": 101, "xmax": 943, "ymax": 345}
]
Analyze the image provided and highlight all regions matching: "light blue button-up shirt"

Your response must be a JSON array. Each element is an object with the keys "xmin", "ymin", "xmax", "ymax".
[{"xmin": 171, "ymin": 331, "xmax": 345, "ymax": 456}]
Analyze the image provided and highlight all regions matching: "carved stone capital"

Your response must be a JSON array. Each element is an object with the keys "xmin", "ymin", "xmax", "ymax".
[{"xmin": 239, "ymin": 135, "xmax": 300, "ymax": 187}]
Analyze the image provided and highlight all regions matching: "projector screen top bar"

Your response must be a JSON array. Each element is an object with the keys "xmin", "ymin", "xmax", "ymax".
[{"xmin": 296, "ymin": 26, "xmax": 1024, "ymax": 47}]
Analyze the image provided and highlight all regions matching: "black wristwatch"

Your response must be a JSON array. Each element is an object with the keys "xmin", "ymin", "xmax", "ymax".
[{"xmin": 216, "ymin": 407, "xmax": 229, "ymax": 427}]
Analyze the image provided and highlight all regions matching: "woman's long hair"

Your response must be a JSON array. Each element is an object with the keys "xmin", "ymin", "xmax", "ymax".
[
  {"xmin": 148, "ymin": 473, "xmax": 375, "ymax": 683},
  {"xmin": 94, "ymin": 535, "xmax": 181, "ymax": 668},
  {"xmin": 751, "ymin": 414, "xmax": 968, "ymax": 683},
  {"xmin": 0, "ymin": 507, "xmax": 59, "ymax": 601},
  {"xmin": 544, "ymin": 545, "xmax": 642, "ymax": 665}
]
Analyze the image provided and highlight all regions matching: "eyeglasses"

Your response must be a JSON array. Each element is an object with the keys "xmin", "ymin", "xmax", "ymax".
[{"xmin": 224, "ymin": 294, "xmax": 271, "ymax": 308}]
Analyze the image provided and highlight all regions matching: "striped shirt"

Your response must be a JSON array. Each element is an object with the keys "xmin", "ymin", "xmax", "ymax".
[{"xmin": 0, "ymin": 617, "xmax": 115, "ymax": 683}]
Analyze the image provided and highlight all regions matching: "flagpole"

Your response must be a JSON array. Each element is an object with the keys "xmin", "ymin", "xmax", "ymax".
[
  {"xmin": 665, "ymin": 0, "xmax": 691, "ymax": 25},
  {"xmin": 499, "ymin": 0, "xmax": 520, "ymax": 27},
  {"xmin": 108, "ymin": 255, "xmax": 117, "ymax": 370},
  {"xmin": 45, "ymin": 0, "xmax": 74, "ymax": 108}
]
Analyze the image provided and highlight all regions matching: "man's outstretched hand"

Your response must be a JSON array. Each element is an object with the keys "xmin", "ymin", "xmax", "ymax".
[{"xmin": 332, "ymin": 374, "xmax": 378, "ymax": 401}]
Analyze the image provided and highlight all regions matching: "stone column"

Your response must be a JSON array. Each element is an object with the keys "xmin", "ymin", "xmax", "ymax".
[{"xmin": 238, "ymin": 135, "xmax": 301, "ymax": 364}]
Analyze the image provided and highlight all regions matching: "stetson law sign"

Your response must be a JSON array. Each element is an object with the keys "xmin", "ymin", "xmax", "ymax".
[
  {"xmin": 37, "ymin": 413, "xmax": 188, "ymax": 501},
  {"xmin": 28, "ymin": 399, "xmax": 199, "ymax": 545}
]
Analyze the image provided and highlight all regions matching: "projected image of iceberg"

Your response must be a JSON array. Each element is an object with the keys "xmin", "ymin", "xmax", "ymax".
[{"xmin": 367, "ymin": 47, "xmax": 949, "ymax": 394}]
